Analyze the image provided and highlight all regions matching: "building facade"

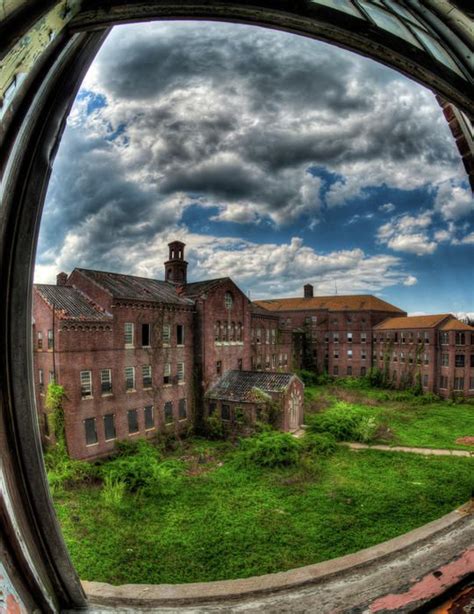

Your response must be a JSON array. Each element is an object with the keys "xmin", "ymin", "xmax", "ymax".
[{"xmin": 33, "ymin": 241, "xmax": 474, "ymax": 459}]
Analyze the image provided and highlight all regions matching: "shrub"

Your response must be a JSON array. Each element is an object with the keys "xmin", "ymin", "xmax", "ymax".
[
  {"xmin": 367, "ymin": 367, "xmax": 384, "ymax": 388},
  {"xmin": 306, "ymin": 401, "xmax": 379, "ymax": 443},
  {"xmin": 301, "ymin": 432, "xmax": 337, "ymax": 456},
  {"xmin": 101, "ymin": 475, "xmax": 126, "ymax": 508},
  {"xmin": 204, "ymin": 415, "xmax": 227, "ymax": 440},
  {"xmin": 236, "ymin": 431, "xmax": 301, "ymax": 467},
  {"xmin": 45, "ymin": 448, "xmax": 97, "ymax": 495},
  {"xmin": 297, "ymin": 370, "xmax": 333, "ymax": 386}
]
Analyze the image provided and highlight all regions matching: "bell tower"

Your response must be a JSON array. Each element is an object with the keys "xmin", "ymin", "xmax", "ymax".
[{"xmin": 164, "ymin": 241, "xmax": 188, "ymax": 284}]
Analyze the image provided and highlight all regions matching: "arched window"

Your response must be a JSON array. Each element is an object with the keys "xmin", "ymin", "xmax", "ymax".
[
  {"xmin": 230, "ymin": 321, "xmax": 235, "ymax": 341},
  {"xmin": 237, "ymin": 322, "xmax": 243, "ymax": 341},
  {"xmin": 215, "ymin": 321, "xmax": 221, "ymax": 341},
  {"xmin": 222, "ymin": 322, "xmax": 228, "ymax": 342}
]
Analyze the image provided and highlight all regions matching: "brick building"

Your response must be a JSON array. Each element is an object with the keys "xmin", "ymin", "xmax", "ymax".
[
  {"xmin": 373, "ymin": 314, "xmax": 474, "ymax": 397},
  {"xmin": 33, "ymin": 241, "xmax": 473, "ymax": 459}
]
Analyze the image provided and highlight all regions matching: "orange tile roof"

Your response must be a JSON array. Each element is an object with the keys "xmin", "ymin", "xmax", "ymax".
[
  {"xmin": 374, "ymin": 314, "xmax": 451, "ymax": 330},
  {"xmin": 440, "ymin": 318, "xmax": 474, "ymax": 331},
  {"xmin": 254, "ymin": 295, "xmax": 405, "ymax": 314}
]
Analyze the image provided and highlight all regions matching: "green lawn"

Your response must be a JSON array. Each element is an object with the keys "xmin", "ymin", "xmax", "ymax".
[
  {"xmin": 304, "ymin": 383, "xmax": 474, "ymax": 450},
  {"xmin": 53, "ymin": 440, "xmax": 472, "ymax": 585}
]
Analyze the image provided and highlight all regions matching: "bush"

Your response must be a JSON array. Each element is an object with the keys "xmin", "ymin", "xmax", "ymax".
[
  {"xmin": 236, "ymin": 431, "xmax": 301, "ymax": 467},
  {"xmin": 101, "ymin": 475, "xmax": 126, "ymax": 508},
  {"xmin": 45, "ymin": 448, "xmax": 98, "ymax": 495},
  {"xmin": 306, "ymin": 401, "xmax": 379, "ymax": 443},
  {"xmin": 367, "ymin": 368, "xmax": 384, "ymax": 388},
  {"xmin": 297, "ymin": 370, "xmax": 333, "ymax": 386},
  {"xmin": 204, "ymin": 415, "xmax": 227, "ymax": 440},
  {"xmin": 301, "ymin": 432, "xmax": 337, "ymax": 456},
  {"xmin": 101, "ymin": 439, "xmax": 183, "ymax": 495}
]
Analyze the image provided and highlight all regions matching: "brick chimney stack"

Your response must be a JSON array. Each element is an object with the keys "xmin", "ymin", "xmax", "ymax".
[
  {"xmin": 304, "ymin": 284, "xmax": 314, "ymax": 298},
  {"xmin": 164, "ymin": 241, "xmax": 188, "ymax": 284},
  {"xmin": 56, "ymin": 272, "xmax": 68, "ymax": 286}
]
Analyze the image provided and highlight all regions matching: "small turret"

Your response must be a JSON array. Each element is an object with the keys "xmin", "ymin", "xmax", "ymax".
[
  {"xmin": 304, "ymin": 283, "xmax": 314, "ymax": 298},
  {"xmin": 164, "ymin": 241, "xmax": 188, "ymax": 284}
]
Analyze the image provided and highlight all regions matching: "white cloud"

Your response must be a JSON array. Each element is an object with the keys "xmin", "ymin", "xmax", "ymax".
[
  {"xmin": 377, "ymin": 211, "xmax": 437, "ymax": 255},
  {"xmin": 458, "ymin": 231, "xmax": 474, "ymax": 245},
  {"xmin": 434, "ymin": 179, "xmax": 473, "ymax": 221},
  {"xmin": 403, "ymin": 275, "xmax": 417, "ymax": 286},
  {"xmin": 379, "ymin": 203, "xmax": 396, "ymax": 213}
]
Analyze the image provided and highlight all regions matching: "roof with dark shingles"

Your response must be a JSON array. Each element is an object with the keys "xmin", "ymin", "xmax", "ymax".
[
  {"xmin": 35, "ymin": 285, "xmax": 112, "ymax": 321},
  {"xmin": 254, "ymin": 295, "xmax": 405, "ymax": 314},
  {"xmin": 181, "ymin": 278, "xmax": 230, "ymax": 298},
  {"xmin": 206, "ymin": 370, "xmax": 298, "ymax": 402},
  {"xmin": 75, "ymin": 268, "xmax": 194, "ymax": 306}
]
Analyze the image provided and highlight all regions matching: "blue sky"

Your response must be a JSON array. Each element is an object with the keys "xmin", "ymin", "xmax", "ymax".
[{"xmin": 35, "ymin": 21, "xmax": 473, "ymax": 316}]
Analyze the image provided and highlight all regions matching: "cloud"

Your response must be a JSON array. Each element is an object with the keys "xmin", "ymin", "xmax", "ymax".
[
  {"xmin": 457, "ymin": 231, "xmax": 474, "ymax": 245},
  {"xmin": 403, "ymin": 275, "xmax": 417, "ymax": 286},
  {"xmin": 434, "ymin": 179, "xmax": 473, "ymax": 221},
  {"xmin": 379, "ymin": 203, "xmax": 396, "ymax": 213},
  {"xmin": 377, "ymin": 211, "xmax": 437, "ymax": 255}
]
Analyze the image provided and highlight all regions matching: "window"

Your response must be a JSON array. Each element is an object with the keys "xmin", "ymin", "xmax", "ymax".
[
  {"xmin": 347, "ymin": 332, "xmax": 353, "ymax": 343},
  {"xmin": 283, "ymin": 353, "xmax": 288, "ymax": 365},
  {"xmin": 125, "ymin": 366, "xmax": 135, "ymax": 391},
  {"xmin": 401, "ymin": 332, "xmax": 406, "ymax": 344},
  {"xmin": 238, "ymin": 358, "xmax": 243, "ymax": 370},
  {"xmin": 333, "ymin": 332, "xmax": 339, "ymax": 343},
  {"xmin": 37, "ymin": 331, "xmax": 43, "ymax": 349},
  {"xmin": 230, "ymin": 321, "xmax": 235, "ymax": 341},
  {"xmin": 271, "ymin": 329, "xmax": 276, "ymax": 344},
  {"xmin": 177, "ymin": 362, "xmax": 185, "ymax": 383},
  {"xmin": 272, "ymin": 354, "xmax": 276, "ymax": 368},
  {"xmin": 84, "ymin": 418, "xmax": 98, "ymax": 445},
  {"xmin": 124, "ymin": 322, "xmax": 134, "ymax": 347},
  {"xmin": 177, "ymin": 324, "xmax": 184, "ymax": 345},
  {"xmin": 333, "ymin": 349, "xmax": 339, "ymax": 359},
  {"xmin": 470, "ymin": 376, "xmax": 474, "ymax": 390},
  {"xmin": 164, "ymin": 401, "xmax": 173, "ymax": 424},
  {"xmin": 141, "ymin": 323, "xmax": 150, "ymax": 347},
  {"xmin": 305, "ymin": 317, "xmax": 311, "ymax": 325},
  {"xmin": 454, "ymin": 377, "xmax": 464, "ymax": 391},
  {"xmin": 80, "ymin": 370, "xmax": 92, "ymax": 399},
  {"xmin": 422, "ymin": 374, "xmax": 428, "ymax": 387},
  {"xmin": 361, "ymin": 349, "xmax": 367, "ymax": 361},
  {"xmin": 221, "ymin": 404, "xmax": 231, "ymax": 420},
  {"xmin": 312, "ymin": 316, "xmax": 317, "ymax": 324},
  {"xmin": 162, "ymin": 324, "xmax": 171, "ymax": 345},
  {"xmin": 455, "ymin": 332, "xmax": 465, "ymax": 346},
  {"xmin": 163, "ymin": 362, "xmax": 171, "ymax": 385},
  {"xmin": 423, "ymin": 353, "xmax": 429, "ymax": 365},
  {"xmin": 179, "ymin": 398, "xmax": 187, "ymax": 420},
  {"xmin": 209, "ymin": 401, "xmax": 216, "ymax": 416},
  {"xmin": 38, "ymin": 369, "xmax": 44, "ymax": 392},
  {"xmin": 455, "ymin": 354, "xmax": 465, "ymax": 368},
  {"xmin": 361, "ymin": 332, "xmax": 367, "ymax": 343},
  {"xmin": 47, "ymin": 329, "xmax": 53, "ymax": 350},
  {"xmin": 471, "ymin": 354, "xmax": 474, "ymax": 368},
  {"xmin": 408, "ymin": 332, "xmax": 414, "ymax": 344},
  {"xmin": 393, "ymin": 332, "xmax": 398, "ymax": 342},
  {"xmin": 104, "ymin": 414, "xmax": 116, "ymax": 440},
  {"xmin": 237, "ymin": 322, "xmax": 243, "ymax": 342},
  {"xmin": 333, "ymin": 366, "xmax": 339, "ymax": 375},
  {"xmin": 101, "ymin": 369, "xmax": 112, "ymax": 394},
  {"xmin": 400, "ymin": 352, "xmax": 405, "ymax": 363},
  {"xmin": 144, "ymin": 405, "xmax": 154, "ymax": 430},
  {"xmin": 424, "ymin": 332, "xmax": 429, "ymax": 343},
  {"xmin": 216, "ymin": 360, "xmax": 222, "ymax": 376},
  {"xmin": 49, "ymin": 370, "xmax": 55, "ymax": 383},
  {"xmin": 43, "ymin": 413, "xmax": 50, "ymax": 437},
  {"xmin": 360, "ymin": 366, "xmax": 366, "ymax": 376},
  {"xmin": 256, "ymin": 328, "xmax": 261, "ymax": 344},
  {"xmin": 347, "ymin": 366, "xmax": 352, "ymax": 376},
  {"xmin": 142, "ymin": 365, "xmax": 152, "ymax": 388},
  {"xmin": 347, "ymin": 349, "xmax": 353, "ymax": 359},
  {"xmin": 439, "ymin": 375, "xmax": 448, "ymax": 389},
  {"xmin": 127, "ymin": 409, "xmax": 139, "ymax": 434},
  {"xmin": 440, "ymin": 331, "xmax": 449, "ymax": 345},
  {"xmin": 215, "ymin": 321, "xmax": 221, "ymax": 341},
  {"xmin": 224, "ymin": 291, "xmax": 233, "ymax": 310},
  {"xmin": 441, "ymin": 353, "xmax": 449, "ymax": 367},
  {"xmin": 286, "ymin": 318, "xmax": 291, "ymax": 326}
]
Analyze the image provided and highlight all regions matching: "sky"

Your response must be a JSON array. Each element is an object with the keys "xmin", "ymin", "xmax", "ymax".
[{"xmin": 35, "ymin": 20, "xmax": 473, "ymax": 316}]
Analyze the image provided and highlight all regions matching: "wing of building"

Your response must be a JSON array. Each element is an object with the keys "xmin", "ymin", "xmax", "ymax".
[{"xmin": 32, "ymin": 242, "xmax": 473, "ymax": 459}]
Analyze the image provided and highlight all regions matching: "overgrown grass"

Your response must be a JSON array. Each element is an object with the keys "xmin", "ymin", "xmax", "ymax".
[
  {"xmin": 52, "ymin": 439, "xmax": 473, "ymax": 585},
  {"xmin": 304, "ymin": 383, "xmax": 474, "ymax": 450}
]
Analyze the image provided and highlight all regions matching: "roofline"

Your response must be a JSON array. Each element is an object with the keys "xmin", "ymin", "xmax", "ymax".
[
  {"xmin": 373, "ymin": 314, "xmax": 452, "ymax": 330},
  {"xmin": 33, "ymin": 284, "xmax": 113, "ymax": 321}
]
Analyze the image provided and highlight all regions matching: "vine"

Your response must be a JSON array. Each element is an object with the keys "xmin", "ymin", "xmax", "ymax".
[{"xmin": 45, "ymin": 381, "xmax": 67, "ymax": 453}]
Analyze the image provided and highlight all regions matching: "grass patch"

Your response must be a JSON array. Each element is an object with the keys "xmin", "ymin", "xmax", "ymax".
[
  {"xmin": 52, "ymin": 439, "xmax": 473, "ymax": 585},
  {"xmin": 304, "ymin": 384, "xmax": 474, "ymax": 450}
]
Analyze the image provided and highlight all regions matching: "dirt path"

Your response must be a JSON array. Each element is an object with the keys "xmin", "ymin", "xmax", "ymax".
[{"xmin": 344, "ymin": 442, "xmax": 473, "ymax": 457}]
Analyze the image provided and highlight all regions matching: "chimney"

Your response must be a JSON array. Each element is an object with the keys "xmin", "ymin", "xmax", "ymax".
[
  {"xmin": 304, "ymin": 284, "xmax": 314, "ymax": 298},
  {"xmin": 56, "ymin": 272, "xmax": 68, "ymax": 286}
]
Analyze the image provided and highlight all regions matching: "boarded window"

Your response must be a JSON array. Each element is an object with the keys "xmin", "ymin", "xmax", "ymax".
[
  {"xmin": 163, "ymin": 324, "xmax": 171, "ymax": 344},
  {"xmin": 164, "ymin": 401, "xmax": 173, "ymax": 424},
  {"xmin": 177, "ymin": 362, "xmax": 185, "ymax": 382},
  {"xmin": 125, "ymin": 366, "xmax": 135, "ymax": 391},
  {"xmin": 80, "ymin": 370, "xmax": 92, "ymax": 398},
  {"xmin": 84, "ymin": 418, "xmax": 98, "ymax": 445},
  {"xmin": 104, "ymin": 414, "xmax": 116, "ymax": 440},
  {"xmin": 127, "ymin": 409, "xmax": 139, "ymax": 433},
  {"xmin": 179, "ymin": 398, "xmax": 187, "ymax": 420},
  {"xmin": 142, "ymin": 323, "xmax": 150, "ymax": 346},
  {"xmin": 144, "ymin": 405, "xmax": 154, "ymax": 429}
]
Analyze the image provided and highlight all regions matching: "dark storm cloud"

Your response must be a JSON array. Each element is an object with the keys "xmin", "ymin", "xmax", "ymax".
[{"xmin": 36, "ymin": 20, "xmax": 467, "ymax": 281}]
